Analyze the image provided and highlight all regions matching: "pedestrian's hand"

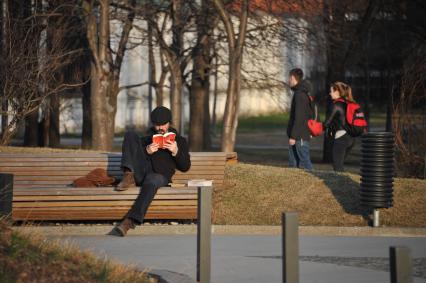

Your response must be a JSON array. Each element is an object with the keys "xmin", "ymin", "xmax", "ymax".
[
  {"xmin": 289, "ymin": 138, "xmax": 296, "ymax": 146},
  {"xmin": 164, "ymin": 140, "xmax": 178, "ymax": 156},
  {"xmin": 146, "ymin": 143, "xmax": 159, "ymax": 155}
]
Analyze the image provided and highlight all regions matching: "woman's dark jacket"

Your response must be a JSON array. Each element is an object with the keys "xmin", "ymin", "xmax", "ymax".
[{"xmin": 323, "ymin": 100, "xmax": 347, "ymax": 137}]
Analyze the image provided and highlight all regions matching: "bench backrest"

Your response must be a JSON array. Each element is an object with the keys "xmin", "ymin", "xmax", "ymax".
[{"xmin": 0, "ymin": 152, "xmax": 227, "ymax": 189}]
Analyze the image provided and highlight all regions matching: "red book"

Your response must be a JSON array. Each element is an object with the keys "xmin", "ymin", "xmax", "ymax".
[{"xmin": 152, "ymin": 132, "xmax": 176, "ymax": 149}]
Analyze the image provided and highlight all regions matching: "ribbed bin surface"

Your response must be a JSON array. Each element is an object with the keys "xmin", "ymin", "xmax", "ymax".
[{"xmin": 360, "ymin": 132, "xmax": 395, "ymax": 208}]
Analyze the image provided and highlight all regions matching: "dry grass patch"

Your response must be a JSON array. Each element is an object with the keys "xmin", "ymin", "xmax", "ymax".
[
  {"xmin": 0, "ymin": 219, "xmax": 153, "ymax": 283},
  {"xmin": 214, "ymin": 163, "xmax": 426, "ymax": 227}
]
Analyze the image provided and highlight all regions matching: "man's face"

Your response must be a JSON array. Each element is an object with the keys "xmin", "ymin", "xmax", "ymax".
[
  {"xmin": 154, "ymin": 122, "xmax": 170, "ymax": 134},
  {"xmin": 289, "ymin": 75, "xmax": 298, "ymax": 87}
]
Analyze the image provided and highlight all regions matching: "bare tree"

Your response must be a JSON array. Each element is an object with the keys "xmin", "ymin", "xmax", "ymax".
[
  {"xmin": 83, "ymin": 0, "xmax": 136, "ymax": 150},
  {"xmin": 393, "ymin": 0, "xmax": 426, "ymax": 178},
  {"xmin": 189, "ymin": 0, "xmax": 218, "ymax": 151},
  {"xmin": 212, "ymin": 0, "xmax": 249, "ymax": 152},
  {"xmin": 0, "ymin": 0, "xmax": 83, "ymax": 145},
  {"xmin": 393, "ymin": 52, "xmax": 426, "ymax": 178},
  {"xmin": 145, "ymin": 13, "xmax": 169, "ymax": 108}
]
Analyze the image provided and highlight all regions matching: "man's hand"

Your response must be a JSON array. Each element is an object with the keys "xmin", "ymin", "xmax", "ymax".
[
  {"xmin": 146, "ymin": 143, "xmax": 159, "ymax": 155},
  {"xmin": 163, "ymin": 140, "xmax": 178, "ymax": 156},
  {"xmin": 289, "ymin": 138, "xmax": 296, "ymax": 146}
]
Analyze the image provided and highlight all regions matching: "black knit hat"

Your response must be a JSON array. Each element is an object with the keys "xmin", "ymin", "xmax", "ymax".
[{"xmin": 151, "ymin": 106, "xmax": 172, "ymax": 125}]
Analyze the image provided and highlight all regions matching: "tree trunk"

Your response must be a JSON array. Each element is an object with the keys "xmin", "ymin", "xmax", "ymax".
[
  {"xmin": 211, "ymin": 54, "xmax": 219, "ymax": 133},
  {"xmin": 85, "ymin": 0, "xmax": 134, "ymax": 151},
  {"xmin": 91, "ymin": 67, "xmax": 115, "ymax": 150},
  {"xmin": 0, "ymin": 1, "xmax": 6, "ymax": 138},
  {"xmin": 221, "ymin": 57, "xmax": 242, "ymax": 152},
  {"xmin": 24, "ymin": 109, "xmax": 39, "ymax": 147},
  {"xmin": 168, "ymin": 61, "xmax": 183, "ymax": 131},
  {"xmin": 40, "ymin": 104, "xmax": 49, "ymax": 147},
  {"xmin": 189, "ymin": 0, "xmax": 214, "ymax": 151},
  {"xmin": 147, "ymin": 19, "xmax": 156, "ymax": 111},
  {"xmin": 168, "ymin": 0, "xmax": 185, "ymax": 132},
  {"xmin": 155, "ymin": 69, "xmax": 166, "ymax": 107},
  {"xmin": 189, "ymin": 77, "xmax": 206, "ymax": 151},
  {"xmin": 1, "ymin": 101, "xmax": 7, "ymax": 139},
  {"xmin": 322, "ymin": 0, "xmax": 345, "ymax": 163},
  {"xmin": 49, "ymin": 93, "xmax": 60, "ymax": 147},
  {"xmin": 203, "ymin": 79, "xmax": 211, "ymax": 150},
  {"xmin": 81, "ymin": 80, "xmax": 92, "ymax": 149},
  {"xmin": 212, "ymin": 0, "xmax": 248, "ymax": 153}
]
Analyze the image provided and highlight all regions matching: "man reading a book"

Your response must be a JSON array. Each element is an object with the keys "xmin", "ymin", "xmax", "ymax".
[{"xmin": 113, "ymin": 106, "xmax": 191, "ymax": 236}]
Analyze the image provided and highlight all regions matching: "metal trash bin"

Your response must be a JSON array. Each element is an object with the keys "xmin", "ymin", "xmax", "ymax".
[{"xmin": 360, "ymin": 132, "xmax": 395, "ymax": 227}]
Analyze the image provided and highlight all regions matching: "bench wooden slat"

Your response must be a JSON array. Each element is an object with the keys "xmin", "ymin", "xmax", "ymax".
[
  {"xmin": 13, "ymin": 199, "xmax": 197, "ymax": 207},
  {"xmin": 0, "ymin": 151, "xmax": 225, "ymax": 156},
  {"xmin": 0, "ymin": 163, "xmax": 225, "ymax": 171},
  {"xmin": 12, "ymin": 208, "xmax": 197, "ymax": 218},
  {"xmin": 12, "ymin": 210, "xmax": 197, "ymax": 221},
  {"xmin": 15, "ymin": 205, "xmax": 197, "ymax": 214},
  {"xmin": 12, "ymin": 180, "xmax": 223, "ymax": 189},
  {"xmin": 13, "ymin": 194, "xmax": 198, "ymax": 201},
  {"xmin": 1, "ymin": 166, "xmax": 226, "ymax": 176},
  {"xmin": 13, "ymin": 187, "xmax": 196, "ymax": 195},
  {"xmin": 13, "ymin": 176, "xmax": 223, "ymax": 185},
  {"xmin": 11, "ymin": 169, "xmax": 225, "ymax": 177}
]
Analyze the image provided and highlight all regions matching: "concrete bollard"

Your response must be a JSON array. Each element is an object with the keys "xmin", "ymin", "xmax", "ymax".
[
  {"xmin": 390, "ymin": 246, "xmax": 412, "ymax": 283},
  {"xmin": 282, "ymin": 212, "xmax": 299, "ymax": 283},
  {"xmin": 196, "ymin": 185, "xmax": 212, "ymax": 283}
]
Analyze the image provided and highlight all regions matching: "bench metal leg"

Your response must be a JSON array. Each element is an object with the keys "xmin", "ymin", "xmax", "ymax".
[
  {"xmin": 0, "ymin": 174, "xmax": 13, "ymax": 217},
  {"xmin": 282, "ymin": 212, "xmax": 299, "ymax": 283},
  {"xmin": 197, "ymin": 186, "xmax": 212, "ymax": 283}
]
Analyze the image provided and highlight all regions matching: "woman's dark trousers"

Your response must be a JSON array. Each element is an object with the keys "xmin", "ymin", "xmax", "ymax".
[
  {"xmin": 332, "ymin": 134, "xmax": 355, "ymax": 172},
  {"xmin": 120, "ymin": 131, "xmax": 168, "ymax": 224}
]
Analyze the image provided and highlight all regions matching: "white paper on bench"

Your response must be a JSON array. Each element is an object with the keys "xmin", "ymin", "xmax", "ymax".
[{"xmin": 187, "ymin": 179, "xmax": 213, "ymax": 187}]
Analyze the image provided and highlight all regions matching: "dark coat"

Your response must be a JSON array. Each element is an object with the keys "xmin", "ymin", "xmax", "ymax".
[
  {"xmin": 142, "ymin": 127, "xmax": 191, "ymax": 182},
  {"xmin": 286, "ymin": 80, "xmax": 313, "ymax": 141},
  {"xmin": 323, "ymin": 100, "xmax": 347, "ymax": 137}
]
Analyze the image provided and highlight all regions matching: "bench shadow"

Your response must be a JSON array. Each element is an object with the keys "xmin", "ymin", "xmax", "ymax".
[{"xmin": 308, "ymin": 170, "xmax": 372, "ymax": 224}]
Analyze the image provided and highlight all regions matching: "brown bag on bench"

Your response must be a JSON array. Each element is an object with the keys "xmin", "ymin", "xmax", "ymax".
[{"xmin": 73, "ymin": 168, "xmax": 116, "ymax": 187}]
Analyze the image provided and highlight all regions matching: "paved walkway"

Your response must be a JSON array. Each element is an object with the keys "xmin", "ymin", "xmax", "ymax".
[{"xmin": 53, "ymin": 234, "xmax": 426, "ymax": 283}]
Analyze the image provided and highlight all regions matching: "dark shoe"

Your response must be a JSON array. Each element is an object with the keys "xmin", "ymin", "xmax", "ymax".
[
  {"xmin": 116, "ymin": 171, "xmax": 136, "ymax": 191},
  {"xmin": 114, "ymin": 218, "xmax": 136, "ymax": 237}
]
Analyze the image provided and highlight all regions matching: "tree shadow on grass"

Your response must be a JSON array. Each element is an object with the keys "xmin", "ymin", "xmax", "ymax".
[{"xmin": 308, "ymin": 170, "xmax": 373, "ymax": 224}]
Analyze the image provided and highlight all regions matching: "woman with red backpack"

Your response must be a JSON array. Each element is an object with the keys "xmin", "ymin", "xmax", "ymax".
[{"xmin": 323, "ymin": 82, "xmax": 366, "ymax": 172}]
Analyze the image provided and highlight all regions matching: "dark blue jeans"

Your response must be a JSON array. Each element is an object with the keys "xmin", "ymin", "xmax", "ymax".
[
  {"xmin": 288, "ymin": 139, "xmax": 313, "ymax": 170},
  {"xmin": 121, "ymin": 131, "xmax": 169, "ymax": 224}
]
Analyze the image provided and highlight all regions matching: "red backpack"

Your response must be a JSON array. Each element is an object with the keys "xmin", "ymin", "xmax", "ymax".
[{"xmin": 336, "ymin": 98, "xmax": 368, "ymax": 137}]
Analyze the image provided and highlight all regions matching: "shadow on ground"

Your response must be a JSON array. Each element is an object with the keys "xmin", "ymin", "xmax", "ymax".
[{"xmin": 308, "ymin": 170, "xmax": 372, "ymax": 223}]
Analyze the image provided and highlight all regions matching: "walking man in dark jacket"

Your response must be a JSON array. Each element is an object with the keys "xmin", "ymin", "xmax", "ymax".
[
  {"xmin": 287, "ymin": 68, "xmax": 313, "ymax": 170},
  {"xmin": 113, "ymin": 106, "xmax": 191, "ymax": 236}
]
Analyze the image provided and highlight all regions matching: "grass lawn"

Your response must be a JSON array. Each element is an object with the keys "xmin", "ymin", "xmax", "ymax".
[
  {"xmin": 0, "ymin": 220, "xmax": 151, "ymax": 283},
  {"xmin": 213, "ymin": 163, "xmax": 426, "ymax": 227},
  {"xmin": 213, "ymin": 111, "xmax": 387, "ymax": 133}
]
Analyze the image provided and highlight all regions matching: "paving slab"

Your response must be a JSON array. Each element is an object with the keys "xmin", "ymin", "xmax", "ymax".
[{"xmin": 48, "ymin": 234, "xmax": 426, "ymax": 283}]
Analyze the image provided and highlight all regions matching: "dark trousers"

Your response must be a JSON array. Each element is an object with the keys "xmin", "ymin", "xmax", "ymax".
[
  {"xmin": 332, "ymin": 134, "xmax": 355, "ymax": 172},
  {"xmin": 121, "ymin": 131, "xmax": 168, "ymax": 224}
]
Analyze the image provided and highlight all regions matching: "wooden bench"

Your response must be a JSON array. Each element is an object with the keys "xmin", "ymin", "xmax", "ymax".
[{"xmin": 0, "ymin": 152, "xmax": 227, "ymax": 221}]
